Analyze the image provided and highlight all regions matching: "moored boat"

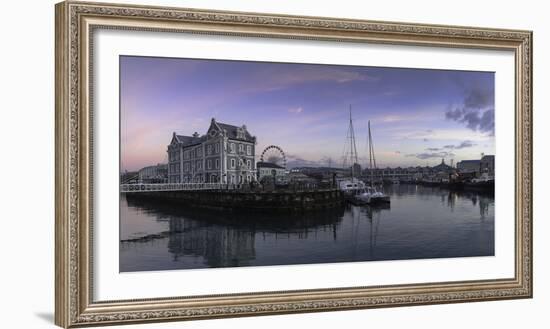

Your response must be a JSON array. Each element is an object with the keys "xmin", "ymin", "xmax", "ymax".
[
  {"xmin": 365, "ymin": 120, "xmax": 390, "ymax": 205},
  {"xmin": 464, "ymin": 171, "xmax": 494, "ymax": 192}
]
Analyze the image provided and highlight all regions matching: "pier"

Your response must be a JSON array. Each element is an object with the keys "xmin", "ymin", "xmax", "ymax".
[
  {"xmin": 122, "ymin": 183, "xmax": 344, "ymax": 213},
  {"xmin": 121, "ymin": 183, "xmax": 226, "ymax": 193}
]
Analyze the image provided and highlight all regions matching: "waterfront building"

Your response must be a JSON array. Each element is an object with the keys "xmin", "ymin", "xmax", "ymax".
[
  {"xmin": 288, "ymin": 171, "xmax": 316, "ymax": 182},
  {"xmin": 138, "ymin": 163, "xmax": 168, "ymax": 183},
  {"xmin": 457, "ymin": 160, "xmax": 481, "ymax": 173},
  {"xmin": 364, "ymin": 165, "xmax": 431, "ymax": 182},
  {"xmin": 257, "ymin": 162, "xmax": 287, "ymax": 184},
  {"xmin": 167, "ymin": 118, "xmax": 257, "ymax": 184},
  {"xmin": 288, "ymin": 171, "xmax": 318, "ymax": 188},
  {"xmin": 120, "ymin": 171, "xmax": 139, "ymax": 184},
  {"xmin": 480, "ymin": 155, "xmax": 495, "ymax": 175},
  {"xmin": 456, "ymin": 155, "xmax": 494, "ymax": 176},
  {"xmin": 351, "ymin": 163, "xmax": 362, "ymax": 178},
  {"xmin": 431, "ymin": 158, "xmax": 453, "ymax": 173}
]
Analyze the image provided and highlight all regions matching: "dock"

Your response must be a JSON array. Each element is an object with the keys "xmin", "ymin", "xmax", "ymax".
[{"xmin": 122, "ymin": 183, "xmax": 344, "ymax": 213}]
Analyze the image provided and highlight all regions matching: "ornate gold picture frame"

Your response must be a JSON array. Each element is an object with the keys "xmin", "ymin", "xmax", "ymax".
[{"xmin": 55, "ymin": 1, "xmax": 532, "ymax": 327}]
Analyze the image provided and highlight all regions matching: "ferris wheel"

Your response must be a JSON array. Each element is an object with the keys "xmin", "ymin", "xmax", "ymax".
[{"xmin": 260, "ymin": 145, "xmax": 286, "ymax": 169}]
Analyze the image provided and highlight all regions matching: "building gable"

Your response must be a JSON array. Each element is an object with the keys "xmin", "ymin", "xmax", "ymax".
[
  {"xmin": 170, "ymin": 132, "xmax": 180, "ymax": 146},
  {"xmin": 206, "ymin": 118, "xmax": 224, "ymax": 139}
]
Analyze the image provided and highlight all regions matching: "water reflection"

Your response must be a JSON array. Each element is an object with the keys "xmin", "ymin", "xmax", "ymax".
[
  {"xmin": 123, "ymin": 195, "xmax": 345, "ymax": 268},
  {"xmin": 383, "ymin": 184, "xmax": 493, "ymax": 219},
  {"xmin": 120, "ymin": 184, "xmax": 494, "ymax": 272}
]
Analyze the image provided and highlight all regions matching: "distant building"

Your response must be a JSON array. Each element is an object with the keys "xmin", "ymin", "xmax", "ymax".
[
  {"xmin": 257, "ymin": 162, "xmax": 287, "ymax": 184},
  {"xmin": 351, "ymin": 163, "xmax": 362, "ymax": 177},
  {"xmin": 457, "ymin": 160, "xmax": 481, "ymax": 173},
  {"xmin": 167, "ymin": 118, "xmax": 257, "ymax": 184},
  {"xmin": 431, "ymin": 158, "xmax": 453, "ymax": 173},
  {"xmin": 480, "ymin": 155, "xmax": 495, "ymax": 175},
  {"xmin": 362, "ymin": 159, "xmax": 455, "ymax": 182},
  {"xmin": 138, "ymin": 163, "xmax": 168, "ymax": 183},
  {"xmin": 120, "ymin": 171, "xmax": 139, "ymax": 184},
  {"xmin": 288, "ymin": 172, "xmax": 317, "ymax": 184}
]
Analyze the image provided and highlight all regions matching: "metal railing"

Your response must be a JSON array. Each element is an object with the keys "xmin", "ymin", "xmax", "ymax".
[
  {"xmin": 120, "ymin": 183, "xmax": 343, "ymax": 193},
  {"xmin": 120, "ymin": 183, "xmax": 225, "ymax": 193}
]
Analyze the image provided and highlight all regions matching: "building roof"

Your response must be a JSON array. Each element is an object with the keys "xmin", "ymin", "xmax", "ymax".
[
  {"xmin": 171, "ymin": 118, "xmax": 255, "ymax": 148},
  {"xmin": 432, "ymin": 159, "xmax": 452, "ymax": 171},
  {"xmin": 458, "ymin": 160, "xmax": 481, "ymax": 164},
  {"xmin": 138, "ymin": 163, "xmax": 167, "ymax": 173},
  {"xmin": 257, "ymin": 161, "xmax": 284, "ymax": 169},
  {"xmin": 174, "ymin": 134, "xmax": 206, "ymax": 147},
  {"xmin": 215, "ymin": 121, "xmax": 254, "ymax": 142}
]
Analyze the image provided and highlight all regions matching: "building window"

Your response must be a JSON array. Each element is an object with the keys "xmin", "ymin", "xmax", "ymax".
[
  {"xmin": 246, "ymin": 145, "xmax": 251, "ymax": 155},
  {"xmin": 207, "ymin": 145, "xmax": 212, "ymax": 155},
  {"xmin": 215, "ymin": 159, "xmax": 219, "ymax": 169},
  {"xmin": 238, "ymin": 144, "xmax": 243, "ymax": 153},
  {"xmin": 231, "ymin": 159, "xmax": 236, "ymax": 169},
  {"xmin": 237, "ymin": 128, "xmax": 244, "ymax": 139},
  {"xmin": 197, "ymin": 160, "xmax": 202, "ymax": 170},
  {"xmin": 247, "ymin": 160, "xmax": 251, "ymax": 169},
  {"xmin": 215, "ymin": 143, "xmax": 220, "ymax": 154},
  {"xmin": 196, "ymin": 148, "xmax": 202, "ymax": 157},
  {"xmin": 184, "ymin": 163, "xmax": 189, "ymax": 172},
  {"xmin": 230, "ymin": 143, "xmax": 235, "ymax": 153},
  {"xmin": 207, "ymin": 159, "xmax": 212, "ymax": 169}
]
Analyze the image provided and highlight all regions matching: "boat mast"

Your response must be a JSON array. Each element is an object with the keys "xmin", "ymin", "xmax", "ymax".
[
  {"xmin": 368, "ymin": 120, "xmax": 374, "ymax": 187},
  {"xmin": 368, "ymin": 120, "xmax": 377, "ymax": 187},
  {"xmin": 343, "ymin": 105, "xmax": 359, "ymax": 179}
]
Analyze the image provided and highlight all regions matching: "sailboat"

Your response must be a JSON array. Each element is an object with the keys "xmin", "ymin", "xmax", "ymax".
[
  {"xmin": 338, "ymin": 106, "xmax": 367, "ymax": 196},
  {"xmin": 354, "ymin": 120, "xmax": 390, "ymax": 205}
]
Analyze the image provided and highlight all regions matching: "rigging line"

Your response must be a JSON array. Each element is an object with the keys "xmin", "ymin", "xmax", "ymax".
[{"xmin": 350, "ymin": 105, "xmax": 359, "ymax": 165}]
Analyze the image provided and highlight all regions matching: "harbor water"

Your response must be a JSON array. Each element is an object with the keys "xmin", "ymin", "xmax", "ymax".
[{"xmin": 120, "ymin": 184, "xmax": 494, "ymax": 272}]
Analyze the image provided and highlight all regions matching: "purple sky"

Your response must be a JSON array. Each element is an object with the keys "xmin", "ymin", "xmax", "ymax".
[{"xmin": 120, "ymin": 55, "xmax": 495, "ymax": 172}]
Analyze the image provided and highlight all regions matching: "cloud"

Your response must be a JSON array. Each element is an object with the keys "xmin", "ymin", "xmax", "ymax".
[
  {"xmin": 443, "ymin": 140, "xmax": 477, "ymax": 150},
  {"xmin": 288, "ymin": 107, "xmax": 303, "ymax": 114},
  {"xmin": 245, "ymin": 66, "xmax": 377, "ymax": 93},
  {"xmin": 407, "ymin": 151, "xmax": 455, "ymax": 160},
  {"xmin": 422, "ymin": 140, "xmax": 476, "ymax": 155},
  {"xmin": 393, "ymin": 128, "xmax": 491, "ymax": 142},
  {"xmin": 380, "ymin": 115, "xmax": 403, "ymax": 123},
  {"xmin": 445, "ymin": 87, "xmax": 494, "ymax": 135},
  {"xmin": 464, "ymin": 88, "xmax": 493, "ymax": 109}
]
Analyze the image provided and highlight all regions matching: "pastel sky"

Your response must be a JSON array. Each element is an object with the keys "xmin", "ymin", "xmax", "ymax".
[{"xmin": 120, "ymin": 55, "xmax": 495, "ymax": 172}]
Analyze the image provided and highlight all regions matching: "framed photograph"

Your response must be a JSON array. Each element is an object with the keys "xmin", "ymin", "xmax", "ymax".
[{"xmin": 55, "ymin": 1, "xmax": 532, "ymax": 327}]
